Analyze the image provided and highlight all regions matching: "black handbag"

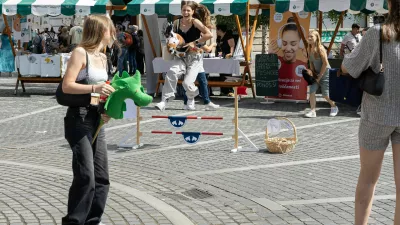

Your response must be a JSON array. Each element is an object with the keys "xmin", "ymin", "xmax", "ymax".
[
  {"xmin": 56, "ymin": 52, "xmax": 91, "ymax": 107},
  {"xmin": 358, "ymin": 24, "xmax": 385, "ymax": 96},
  {"xmin": 302, "ymin": 69, "xmax": 316, "ymax": 85}
]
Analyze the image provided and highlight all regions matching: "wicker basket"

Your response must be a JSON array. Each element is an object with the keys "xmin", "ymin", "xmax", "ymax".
[{"xmin": 265, "ymin": 117, "xmax": 297, "ymax": 154}]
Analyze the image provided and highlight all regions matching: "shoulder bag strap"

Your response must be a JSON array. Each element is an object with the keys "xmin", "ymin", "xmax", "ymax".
[
  {"xmin": 379, "ymin": 24, "xmax": 383, "ymax": 65},
  {"xmin": 86, "ymin": 51, "xmax": 89, "ymax": 79},
  {"xmin": 176, "ymin": 19, "xmax": 180, "ymax": 33}
]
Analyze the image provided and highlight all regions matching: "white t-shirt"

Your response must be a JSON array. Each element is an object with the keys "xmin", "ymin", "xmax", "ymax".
[
  {"xmin": 342, "ymin": 32, "xmax": 362, "ymax": 54},
  {"xmin": 69, "ymin": 26, "xmax": 83, "ymax": 45}
]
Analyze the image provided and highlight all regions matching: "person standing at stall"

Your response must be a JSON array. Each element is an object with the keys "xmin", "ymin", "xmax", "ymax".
[
  {"xmin": 0, "ymin": 27, "xmax": 15, "ymax": 74},
  {"xmin": 216, "ymin": 24, "xmax": 235, "ymax": 96},
  {"xmin": 340, "ymin": 23, "xmax": 362, "ymax": 57},
  {"xmin": 136, "ymin": 30, "xmax": 145, "ymax": 75},
  {"xmin": 61, "ymin": 15, "xmax": 116, "ymax": 225}
]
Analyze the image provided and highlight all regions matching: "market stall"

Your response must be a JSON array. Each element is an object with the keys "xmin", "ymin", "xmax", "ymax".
[
  {"xmin": 0, "ymin": 0, "xmax": 125, "ymax": 94},
  {"xmin": 126, "ymin": 0, "xmax": 270, "ymax": 98}
]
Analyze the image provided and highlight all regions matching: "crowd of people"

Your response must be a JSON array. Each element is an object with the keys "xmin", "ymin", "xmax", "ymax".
[{"xmin": 2, "ymin": 0, "xmax": 396, "ymax": 224}]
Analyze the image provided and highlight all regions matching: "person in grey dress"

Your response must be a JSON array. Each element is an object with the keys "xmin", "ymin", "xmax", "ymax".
[{"xmin": 341, "ymin": 0, "xmax": 400, "ymax": 223}]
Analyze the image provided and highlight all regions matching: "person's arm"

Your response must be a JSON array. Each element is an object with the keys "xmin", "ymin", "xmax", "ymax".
[
  {"xmin": 340, "ymin": 35, "xmax": 348, "ymax": 57},
  {"xmin": 316, "ymin": 47, "xmax": 329, "ymax": 82},
  {"xmin": 225, "ymin": 38, "xmax": 235, "ymax": 57},
  {"xmin": 192, "ymin": 19, "xmax": 212, "ymax": 43},
  {"xmin": 201, "ymin": 43, "xmax": 216, "ymax": 53},
  {"xmin": 62, "ymin": 47, "xmax": 114, "ymax": 95},
  {"xmin": 340, "ymin": 43, "xmax": 345, "ymax": 57},
  {"xmin": 341, "ymin": 26, "xmax": 380, "ymax": 79},
  {"xmin": 68, "ymin": 28, "xmax": 73, "ymax": 45}
]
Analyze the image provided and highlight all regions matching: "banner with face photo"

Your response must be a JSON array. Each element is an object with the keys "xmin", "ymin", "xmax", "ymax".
[{"xmin": 268, "ymin": 5, "xmax": 311, "ymax": 101}]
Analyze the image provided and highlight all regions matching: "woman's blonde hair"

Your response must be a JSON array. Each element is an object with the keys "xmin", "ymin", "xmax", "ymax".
[
  {"xmin": 308, "ymin": 30, "xmax": 326, "ymax": 58},
  {"xmin": 79, "ymin": 15, "xmax": 116, "ymax": 52}
]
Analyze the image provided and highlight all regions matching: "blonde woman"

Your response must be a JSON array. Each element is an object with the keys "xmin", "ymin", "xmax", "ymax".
[
  {"xmin": 305, "ymin": 30, "xmax": 338, "ymax": 118},
  {"xmin": 61, "ymin": 15, "xmax": 116, "ymax": 225},
  {"xmin": 341, "ymin": 0, "xmax": 400, "ymax": 223}
]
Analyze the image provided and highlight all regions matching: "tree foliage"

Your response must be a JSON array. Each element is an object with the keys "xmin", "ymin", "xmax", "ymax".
[
  {"xmin": 313, "ymin": 11, "xmax": 367, "ymax": 25},
  {"xmin": 215, "ymin": 14, "xmax": 270, "ymax": 32}
]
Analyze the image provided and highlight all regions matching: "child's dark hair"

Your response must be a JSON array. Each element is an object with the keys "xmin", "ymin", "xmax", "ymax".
[{"xmin": 216, "ymin": 24, "xmax": 228, "ymax": 33}]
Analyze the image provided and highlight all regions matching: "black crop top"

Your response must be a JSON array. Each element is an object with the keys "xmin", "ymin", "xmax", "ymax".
[{"xmin": 175, "ymin": 19, "xmax": 201, "ymax": 43}]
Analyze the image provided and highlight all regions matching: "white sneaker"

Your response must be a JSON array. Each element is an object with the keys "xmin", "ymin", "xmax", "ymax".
[
  {"xmin": 330, "ymin": 106, "xmax": 339, "ymax": 117},
  {"xmin": 305, "ymin": 111, "xmax": 316, "ymax": 118},
  {"xmin": 155, "ymin": 101, "xmax": 166, "ymax": 111},
  {"xmin": 187, "ymin": 98, "xmax": 195, "ymax": 110},
  {"xmin": 205, "ymin": 102, "xmax": 220, "ymax": 111},
  {"xmin": 183, "ymin": 104, "xmax": 196, "ymax": 111}
]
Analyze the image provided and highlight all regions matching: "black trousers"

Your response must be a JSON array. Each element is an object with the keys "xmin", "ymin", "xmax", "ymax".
[
  {"xmin": 62, "ymin": 106, "xmax": 109, "ymax": 225},
  {"xmin": 136, "ymin": 52, "xmax": 145, "ymax": 75}
]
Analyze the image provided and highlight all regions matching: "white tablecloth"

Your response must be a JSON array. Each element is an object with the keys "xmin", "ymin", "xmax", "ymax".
[{"xmin": 152, "ymin": 57, "xmax": 241, "ymax": 75}]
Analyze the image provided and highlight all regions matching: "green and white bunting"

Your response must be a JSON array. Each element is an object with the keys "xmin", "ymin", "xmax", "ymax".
[
  {"xmin": 0, "ymin": 0, "xmax": 110, "ymax": 16},
  {"xmin": 275, "ymin": 0, "xmax": 388, "ymax": 13},
  {"xmin": 127, "ymin": 0, "xmax": 248, "ymax": 16}
]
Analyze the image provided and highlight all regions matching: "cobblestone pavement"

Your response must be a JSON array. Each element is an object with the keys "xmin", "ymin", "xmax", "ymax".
[{"xmin": 0, "ymin": 77, "xmax": 396, "ymax": 225}]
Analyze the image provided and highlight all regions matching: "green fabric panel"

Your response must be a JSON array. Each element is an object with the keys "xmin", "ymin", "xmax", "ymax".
[
  {"xmin": 230, "ymin": 0, "xmax": 247, "ymax": 15},
  {"xmin": 258, "ymin": 0, "xmax": 275, "ymax": 3},
  {"xmin": 114, "ymin": 10, "xmax": 128, "ymax": 16},
  {"xmin": 321, "ymin": 30, "xmax": 347, "ymax": 43},
  {"xmin": 360, "ymin": 8, "xmax": 374, "ymax": 14},
  {"xmin": 200, "ymin": 0, "xmax": 215, "ymax": 15},
  {"xmin": 384, "ymin": 0, "xmax": 388, "ymax": 10},
  {"xmin": 350, "ymin": 0, "xmax": 365, "ymax": 11},
  {"xmin": 0, "ymin": 0, "xmax": 7, "ymax": 14},
  {"xmin": 275, "ymin": 0, "xmax": 290, "ymax": 13},
  {"xmin": 155, "ymin": 0, "xmax": 173, "ymax": 16},
  {"xmin": 110, "ymin": 0, "xmax": 125, "ymax": 5},
  {"xmin": 261, "ymin": 9, "xmax": 270, "ymax": 16},
  {"xmin": 127, "ymin": 0, "xmax": 145, "ymax": 15},
  {"xmin": 61, "ymin": 0, "xmax": 79, "ymax": 16},
  {"xmin": 17, "ymin": 0, "xmax": 35, "ymax": 15},
  {"xmin": 92, "ymin": 0, "xmax": 108, "ymax": 14},
  {"xmin": 304, "ymin": 0, "xmax": 318, "ymax": 12}
]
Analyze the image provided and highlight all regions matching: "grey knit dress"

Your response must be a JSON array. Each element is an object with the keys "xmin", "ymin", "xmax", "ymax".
[{"xmin": 343, "ymin": 25, "xmax": 400, "ymax": 127}]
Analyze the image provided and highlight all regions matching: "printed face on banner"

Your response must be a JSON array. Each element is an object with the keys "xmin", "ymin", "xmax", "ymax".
[{"xmin": 268, "ymin": 6, "xmax": 310, "ymax": 101}]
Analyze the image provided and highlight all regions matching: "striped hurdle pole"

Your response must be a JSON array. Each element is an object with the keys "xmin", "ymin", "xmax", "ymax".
[
  {"xmin": 150, "ymin": 131, "xmax": 224, "ymax": 136},
  {"xmin": 151, "ymin": 115, "xmax": 224, "ymax": 120}
]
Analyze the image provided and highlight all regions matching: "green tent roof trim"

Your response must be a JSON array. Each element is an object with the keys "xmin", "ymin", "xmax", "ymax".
[
  {"xmin": 127, "ymin": 0, "xmax": 248, "ymax": 16},
  {"xmin": 1, "ymin": 0, "xmax": 111, "ymax": 16},
  {"xmin": 275, "ymin": 0, "xmax": 388, "ymax": 13}
]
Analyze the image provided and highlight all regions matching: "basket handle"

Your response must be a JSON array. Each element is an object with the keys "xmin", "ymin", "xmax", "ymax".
[{"xmin": 265, "ymin": 117, "xmax": 297, "ymax": 143}]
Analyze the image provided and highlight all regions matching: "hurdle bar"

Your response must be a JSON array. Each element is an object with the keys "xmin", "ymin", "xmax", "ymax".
[
  {"xmin": 117, "ymin": 87, "xmax": 259, "ymax": 152},
  {"xmin": 151, "ymin": 116, "xmax": 223, "ymax": 120},
  {"xmin": 151, "ymin": 131, "xmax": 224, "ymax": 135}
]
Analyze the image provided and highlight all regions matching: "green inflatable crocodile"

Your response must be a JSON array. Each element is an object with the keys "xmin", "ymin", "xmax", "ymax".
[{"xmin": 104, "ymin": 71, "xmax": 153, "ymax": 119}]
